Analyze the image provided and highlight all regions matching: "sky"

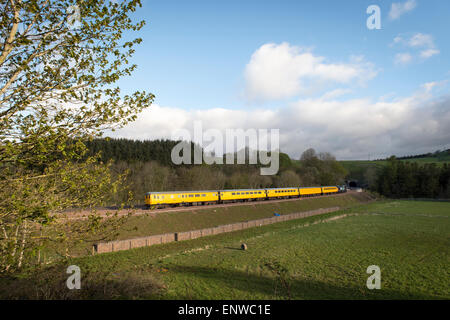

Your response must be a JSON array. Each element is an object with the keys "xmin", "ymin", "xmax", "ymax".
[{"xmin": 110, "ymin": 0, "xmax": 450, "ymax": 160}]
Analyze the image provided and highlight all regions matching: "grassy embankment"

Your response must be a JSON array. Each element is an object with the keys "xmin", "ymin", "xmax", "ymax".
[
  {"xmin": 56, "ymin": 192, "xmax": 374, "ymax": 257},
  {"xmin": 2, "ymin": 196, "xmax": 449, "ymax": 300}
]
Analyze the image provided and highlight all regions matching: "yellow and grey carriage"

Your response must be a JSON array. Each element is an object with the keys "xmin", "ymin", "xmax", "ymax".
[
  {"xmin": 219, "ymin": 189, "xmax": 267, "ymax": 203},
  {"xmin": 145, "ymin": 190, "xmax": 219, "ymax": 208},
  {"xmin": 266, "ymin": 187, "xmax": 300, "ymax": 199}
]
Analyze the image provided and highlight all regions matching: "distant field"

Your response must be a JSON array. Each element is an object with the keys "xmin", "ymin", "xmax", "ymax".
[
  {"xmin": 401, "ymin": 156, "xmax": 450, "ymax": 164},
  {"xmin": 2, "ymin": 198, "xmax": 448, "ymax": 299},
  {"xmin": 340, "ymin": 156, "xmax": 450, "ymax": 184},
  {"xmin": 340, "ymin": 156, "xmax": 450, "ymax": 170}
]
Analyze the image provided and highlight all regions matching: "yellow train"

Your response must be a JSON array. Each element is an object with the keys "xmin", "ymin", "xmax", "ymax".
[{"xmin": 145, "ymin": 185, "xmax": 345, "ymax": 208}]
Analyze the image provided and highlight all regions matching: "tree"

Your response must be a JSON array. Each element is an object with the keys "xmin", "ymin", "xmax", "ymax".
[
  {"xmin": 0, "ymin": 0, "xmax": 153, "ymax": 271},
  {"xmin": 277, "ymin": 170, "xmax": 301, "ymax": 187},
  {"xmin": 300, "ymin": 148, "xmax": 317, "ymax": 162}
]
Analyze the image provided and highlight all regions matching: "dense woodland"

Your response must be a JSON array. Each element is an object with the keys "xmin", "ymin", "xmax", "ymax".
[
  {"xmin": 84, "ymin": 138, "xmax": 348, "ymax": 205},
  {"xmin": 373, "ymin": 157, "xmax": 450, "ymax": 199},
  {"xmin": 85, "ymin": 138, "xmax": 450, "ymax": 203}
]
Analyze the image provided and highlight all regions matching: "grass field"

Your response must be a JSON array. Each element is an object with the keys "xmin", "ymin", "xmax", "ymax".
[
  {"xmin": 1, "ymin": 198, "xmax": 449, "ymax": 299},
  {"xmin": 56, "ymin": 192, "xmax": 373, "ymax": 257}
]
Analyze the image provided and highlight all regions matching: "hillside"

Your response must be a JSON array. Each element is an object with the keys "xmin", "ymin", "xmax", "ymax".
[{"xmin": 340, "ymin": 149, "xmax": 450, "ymax": 186}]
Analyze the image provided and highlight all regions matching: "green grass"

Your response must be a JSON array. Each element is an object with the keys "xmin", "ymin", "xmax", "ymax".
[
  {"xmin": 3, "ymin": 198, "xmax": 448, "ymax": 299},
  {"xmin": 60, "ymin": 192, "xmax": 373, "ymax": 257},
  {"xmin": 110, "ymin": 193, "xmax": 371, "ymax": 239},
  {"xmin": 150, "ymin": 200, "xmax": 450, "ymax": 299}
]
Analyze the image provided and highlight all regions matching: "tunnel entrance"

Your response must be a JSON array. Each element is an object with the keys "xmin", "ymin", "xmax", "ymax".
[{"xmin": 348, "ymin": 181, "xmax": 358, "ymax": 188}]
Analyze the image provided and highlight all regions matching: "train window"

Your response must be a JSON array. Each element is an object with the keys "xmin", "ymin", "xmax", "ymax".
[
  {"xmin": 189, "ymin": 195, "xmax": 193, "ymax": 197},
  {"xmin": 232, "ymin": 193, "xmax": 235, "ymax": 195},
  {"xmin": 195, "ymin": 194, "xmax": 200, "ymax": 197},
  {"xmin": 250, "ymin": 192, "xmax": 253, "ymax": 194},
  {"xmin": 202, "ymin": 194, "xmax": 206, "ymax": 197}
]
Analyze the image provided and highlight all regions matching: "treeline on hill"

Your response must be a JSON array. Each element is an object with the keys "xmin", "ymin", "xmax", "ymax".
[
  {"xmin": 397, "ymin": 149, "xmax": 450, "ymax": 160},
  {"xmin": 373, "ymin": 157, "xmax": 450, "ymax": 198},
  {"xmin": 84, "ymin": 138, "xmax": 348, "ymax": 205}
]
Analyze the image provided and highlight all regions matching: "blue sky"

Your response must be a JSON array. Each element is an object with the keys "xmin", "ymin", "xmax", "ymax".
[{"xmin": 113, "ymin": 0, "xmax": 450, "ymax": 160}]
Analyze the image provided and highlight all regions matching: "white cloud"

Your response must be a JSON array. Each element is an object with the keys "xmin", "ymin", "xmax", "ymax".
[
  {"xmin": 320, "ymin": 88, "xmax": 352, "ymax": 100},
  {"xmin": 244, "ymin": 42, "xmax": 377, "ymax": 102},
  {"xmin": 408, "ymin": 33, "xmax": 434, "ymax": 48},
  {"xmin": 393, "ymin": 36, "xmax": 403, "ymax": 44},
  {"xmin": 420, "ymin": 48, "xmax": 440, "ymax": 59},
  {"xmin": 392, "ymin": 33, "xmax": 439, "ymax": 63},
  {"xmin": 389, "ymin": 0, "xmax": 417, "ymax": 20},
  {"xmin": 111, "ymin": 84, "xmax": 450, "ymax": 160},
  {"xmin": 395, "ymin": 52, "xmax": 413, "ymax": 65}
]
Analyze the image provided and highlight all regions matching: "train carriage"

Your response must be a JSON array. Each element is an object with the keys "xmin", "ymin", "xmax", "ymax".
[
  {"xmin": 219, "ymin": 189, "xmax": 266, "ymax": 202},
  {"xmin": 266, "ymin": 187, "xmax": 300, "ymax": 199},
  {"xmin": 321, "ymin": 186, "xmax": 339, "ymax": 194},
  {"xmin": 299, "ymin": 187, "xmax": 322, "ymax": 197},
  {"xmin": 145, "ymin": 190, "xmax": 219, "ymax": 208}
]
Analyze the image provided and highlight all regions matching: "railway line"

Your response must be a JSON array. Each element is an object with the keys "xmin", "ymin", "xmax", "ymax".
[{"xmin": 60, "ymin": 189, "xmax": 355, "ymax": 221}]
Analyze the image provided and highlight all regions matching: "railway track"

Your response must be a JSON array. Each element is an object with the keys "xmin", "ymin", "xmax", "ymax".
[{"xmin": 59, "ymin": 190, "xmax": 356, "ymax": 221}]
